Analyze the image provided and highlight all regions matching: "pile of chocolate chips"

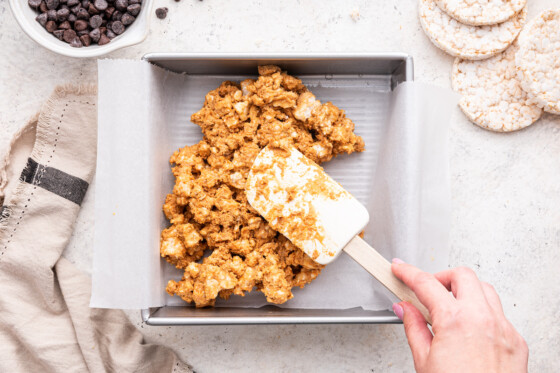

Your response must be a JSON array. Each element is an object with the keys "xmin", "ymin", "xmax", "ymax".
[{"xmin": 28, "ymin": 0, "xmax": 142, "ymax": 47}]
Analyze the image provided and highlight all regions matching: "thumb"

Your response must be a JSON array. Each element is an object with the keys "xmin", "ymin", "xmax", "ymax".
[{"xmin": 394, "ymin": 301, "xmax": 433, "ymax": 367}]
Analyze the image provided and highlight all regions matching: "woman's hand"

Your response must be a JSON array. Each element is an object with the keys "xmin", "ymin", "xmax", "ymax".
[{"xmin": 391, "ymin": 259, "xmax": 528, "ymax": 373}]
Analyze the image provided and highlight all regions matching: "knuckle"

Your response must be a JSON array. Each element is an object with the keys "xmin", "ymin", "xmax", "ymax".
[
  {"xmin": 414, "ymin": 272, "xmax": 435, "ymax": 286},
  {"xmin": 433, "ymin": 305, "xmax": 459, "ymax": 327},
  {"xmin": 479, "ymin": 314, "xmax": 497, "ymax": 329},
  {"xmin": 519, "ymin": 336, "xmax": 529, "ymax": 353},
  {"xmin": 469, "ymin": 307, "xmax": 497, "ymax": 328},
  {"xmin": 403, "ymin": 318, "xmax": 417, "ymax": 335},
  {"xmin": 447, "ymin": 304, "xmax": 496, "ymax": 329},
  {"xmin": 455, "ymin": 266, "xmax": 477, "ymax": 279},
  {"xmin": 481, "ymin": 281, "xmax": 495, "ymax": 292},
  {"xmin": 506, "ymin": 329, "xmax": 528, "ymax": 355},
  {"xmin": 508, "ymin": 324, "xmax": 529, "ymax": 351}
]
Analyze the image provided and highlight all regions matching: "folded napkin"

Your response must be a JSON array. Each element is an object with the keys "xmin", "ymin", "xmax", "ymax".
[{"xmin": 0, "ymin": 85, "xmax": 190, "ymax": 373}]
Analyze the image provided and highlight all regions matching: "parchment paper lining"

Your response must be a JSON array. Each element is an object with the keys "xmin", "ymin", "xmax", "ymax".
[{"xmin": 91, "ymin": 59, "xmax": 457, "ymax": 310}]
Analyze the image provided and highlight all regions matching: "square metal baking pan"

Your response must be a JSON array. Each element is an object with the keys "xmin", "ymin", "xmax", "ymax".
[{"xmin": 141, "ymin": 53, "xmax": 412, "ymax": 325}]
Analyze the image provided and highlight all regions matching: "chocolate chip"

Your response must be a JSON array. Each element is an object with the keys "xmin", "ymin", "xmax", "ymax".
[
  {"xmin": 89, "ymin": 14, "xmax": 102, "ymax": 28},
  {"xmin": 68, "ymin": 13, "xmax": 77, "ymax": 22},
  {"xmin": 62, "ymin": 28, "xmax": 77, "ymax": 42},
  {"xmin": 88, "ymin": 3, "xmax": 99, "ymax": 14},
  {"xmin": 81, "ymin": 0, "xmax": 90, "ymax": 8},
  {"xmin": 120, "ymin": 12, "xmax": 134, "ymax": 25},
  {"xmin": 106, "ymin": 29, "xmax": 116, "ymax": 38},
  {"xmin": 77, "ymin": 7, "xmax": 89, "ymax": 19},
  {"xmin": 105, "ymin": 6, "xmax": 115, "ymax": 17},
  {"xmin": 89, "ymin": 27, "xmax": 100, "ymax": 42},
  {"xmin": 71, "ymin": 4, "xmax": 81, "ymax": 13},
  {"xmin": 36, "ymin": 12, "xmax": 48, "ymax": 26},
  {"xmin": 94, "ymin": 0, "xmax": 108, "ymax": 11},
  {"xmin": 76, "ymin": 8, "xmax": 89, "ymax": 21},
  {"xmin": 45, "ymin": 20, "xmax": 57, "ymax": 32},
  {"xmin": 46, "ymin": 0, "xmax": 59, "ymax": 9},
  {"xmin": 106, "ymin": 21, "xmax": 112, "ymax": 30},
  {"xmin": 47, "ymin": 9, "xmax": 57, "ymax": 20},
  {"xmin": 40, "ymin": 1, "xmax": 48, "ymax": 12},
  {"xmin": 56, "ymin": 7, "xmax": 69, "ymax": 20},
  {"xmin": 28, "ymin": 0, "xmax": 42, "ymax": 9},
  {"xmin": 53, "ymin": 29, "xmax": 64, "ymax": 40},
  {"xmin": 111, "ymin": 10, "xmax": 122, "ymax": 21},
  {"xmin": 67, "ymin": 0, "xmax": 79, "ymax": 5},
  {"xmin": 128, "ymin": 0, "xmax": 139, "ymax": 3},
  {"xmin": 126, "ymin": 3, "xmax": 140, "ymax": 16},
  {"xmin": 69, "ymin": 37, "xmax": 83, "ymax": 47},
  {"xmin": 111, "ymin": 20, "xmax": 124, "ymax": 34},
  {"xmin": 74, "ymin": 19, "xmax": 88, "ymax": 30},
  {"xmin": 98, "ymin": 33, "xmax": 110, "ymax": 45},
  {"xmin": 115, "ymin": 0, "xmax": 127, "ymax": 11},
  {"xmin": 155, "ymin": 7, "xmax": 167, "ymax": 19},
  {"xmin": 80, "ymin": 34, "xmax": 91, "ymax": 46},
  {"xmin": 58, "ymin": 20, "xmax": 71, "ymax": 29}
]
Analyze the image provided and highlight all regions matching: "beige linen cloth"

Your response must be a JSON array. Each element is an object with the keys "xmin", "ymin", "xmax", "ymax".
[{"xmin": 0, "ymin": 86, "xmax": 191, "ymax": 373}]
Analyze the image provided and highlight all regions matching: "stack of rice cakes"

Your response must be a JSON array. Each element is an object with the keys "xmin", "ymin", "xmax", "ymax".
[{"xmin": 420, "ymin": 0, "xmax": 559, "ymax": 132}]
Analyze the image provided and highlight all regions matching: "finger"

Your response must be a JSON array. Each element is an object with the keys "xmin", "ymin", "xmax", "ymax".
[
  {"xmin": 433, "ymin": 271, "xmax": 457, "ymax": 297},
  {"xmin": 433, "ymin": 267, "xmax": 487, "ymax": 304},
  {"xmin": 391, "ymin": 260, "xmax": 455, "ymax": 314},
  {"xmin": 395, "ymin": 301, "xmax": 433, "ymax": 367},
  {"xmin": 480, "ymin": 282, "xmax": 504, "ymax": 315}
]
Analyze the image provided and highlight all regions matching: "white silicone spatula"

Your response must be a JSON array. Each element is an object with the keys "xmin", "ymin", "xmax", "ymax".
[{"xmin": 246, "ymin": 145, "xmax": 431, "ymax": 324}]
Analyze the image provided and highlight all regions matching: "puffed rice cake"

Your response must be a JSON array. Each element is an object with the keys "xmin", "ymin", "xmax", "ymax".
[
  {"xmin": 419, "ymin": 0, "xmax": 527, "ymax": 60},
  {"xmin": 435, "ymin": 0, "xmax": 526, "ymax": 26},
  {"xmin": 452, "ymin": 43, "xmax": 542, "ymax": 132},
  {"xmin": 515, "ymin": 9, "xmax": 560, "ymax": 115}
]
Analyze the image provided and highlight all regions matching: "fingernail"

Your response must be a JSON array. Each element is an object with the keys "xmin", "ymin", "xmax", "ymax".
[
  {"xmin": 392, "ymin": 303, "xmax": 404, "ymax": 320},
  {"xmin": 392, "ymin": 258, "xmax": 405, "ymax": 264}
]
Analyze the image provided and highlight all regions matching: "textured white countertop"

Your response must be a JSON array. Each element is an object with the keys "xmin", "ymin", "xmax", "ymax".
[{"xmin": 1, "ymin": 0, "xmax": 559, "ymax": 372}]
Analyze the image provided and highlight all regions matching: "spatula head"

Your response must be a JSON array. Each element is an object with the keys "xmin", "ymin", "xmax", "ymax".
[{"xmin": 246, "ymin": 144, "xmax": 369, "ymax": 265}]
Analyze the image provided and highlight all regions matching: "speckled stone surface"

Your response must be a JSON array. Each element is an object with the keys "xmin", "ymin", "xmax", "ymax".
[{"xmin": 1, "ymin": 1, "xmax": 559, "ymax": 372}]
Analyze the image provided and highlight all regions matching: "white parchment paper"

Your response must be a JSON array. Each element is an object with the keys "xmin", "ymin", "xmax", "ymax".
[{"xmin": 91, "ymin": 59, "xmax": 457, "ymax": 310}]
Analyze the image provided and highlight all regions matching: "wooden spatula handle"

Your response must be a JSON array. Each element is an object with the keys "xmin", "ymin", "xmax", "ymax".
[{"xmin": 343, "ymin": 236, "xmax": 432, "ymax": 325}]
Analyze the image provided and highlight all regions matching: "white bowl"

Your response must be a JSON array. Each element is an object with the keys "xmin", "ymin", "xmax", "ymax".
[{"xmin": 9, "ymin": 0, "xmax": 154, "ymax": 58}]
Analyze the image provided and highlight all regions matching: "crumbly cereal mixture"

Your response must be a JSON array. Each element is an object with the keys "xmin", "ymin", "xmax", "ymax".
[{"xmin": 162, "ymin": 65, "xmax": 364, "ymax": 307}]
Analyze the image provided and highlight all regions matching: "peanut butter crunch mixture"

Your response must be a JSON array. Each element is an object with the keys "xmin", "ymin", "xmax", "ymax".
[{"xmin": 162, "ymin": 65, "xmax": 364, "ymax": 307}]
